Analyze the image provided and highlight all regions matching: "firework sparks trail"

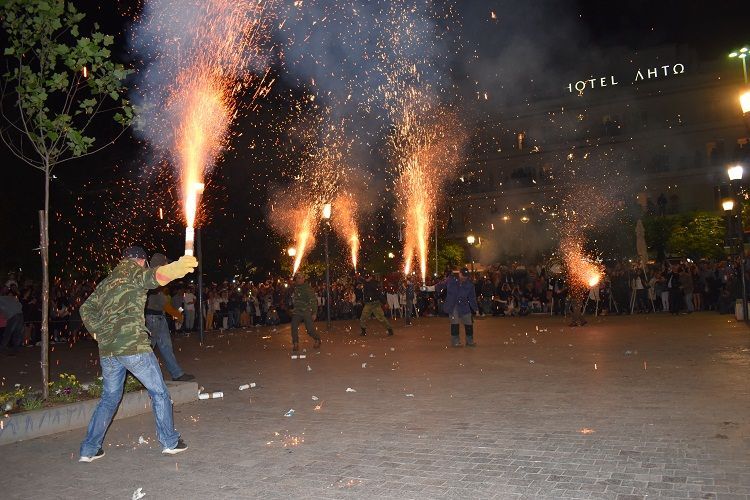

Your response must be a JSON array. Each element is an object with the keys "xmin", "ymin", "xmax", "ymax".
[
  {"xmin": 386, "ymin": 80, "xmax": 464, "ymax": 285},
  {"xmin": 561, "ymin": 236, "xmax": 603, "ymax": 291},
  {"xmin": 332, "ymin": 192, "xmax": 360, "ymax": 270},
  {"xmin": 131, "ymin": 0, "xmax": 276, "ymax": 250},
  {"xmin": 269, "ymin": 113, "xmax": 352, "ymax": 275},
  {"xmin": 292, "ymin": 206, "xmax": 318, "ymax": 275},
  {"xmin": 376, "ymin": 1, "xmax": 466, "ymax": 284}
]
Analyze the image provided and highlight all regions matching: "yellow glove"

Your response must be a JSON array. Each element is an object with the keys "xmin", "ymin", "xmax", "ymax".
[{"xmin": 156, "ymin": 255, "xmax": 198, "ymax": 285}]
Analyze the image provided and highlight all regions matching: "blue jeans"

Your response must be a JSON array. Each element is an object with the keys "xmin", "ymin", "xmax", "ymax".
[
  {"xmin": 80, "ymin": 352, "xmax": 179, "ymax": 456},
  {"xmin": 146, "ymin": 314, "xmax": 184, "ymax": 379}
]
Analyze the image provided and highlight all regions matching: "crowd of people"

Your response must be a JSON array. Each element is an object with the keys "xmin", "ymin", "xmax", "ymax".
[{"xmin": 1, "ymin": 255, "xmax": 748, "ymax": 353}]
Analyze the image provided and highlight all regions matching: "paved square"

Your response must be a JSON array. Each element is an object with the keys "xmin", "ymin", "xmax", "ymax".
[{"xmin": 2, "ymin": 313, "xmax": 750, "ymax": 499}]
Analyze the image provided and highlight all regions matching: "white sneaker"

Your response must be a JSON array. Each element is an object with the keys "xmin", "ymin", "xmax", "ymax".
[{"xmin": 79, "ymin": 448, "xmax": 105, "ymax": 462}]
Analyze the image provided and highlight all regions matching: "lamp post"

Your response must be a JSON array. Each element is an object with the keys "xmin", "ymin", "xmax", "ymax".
[
  {"xmin": 197, "ymin": 227, "xmax": 204, "ymax": 344},
  {"xmin": 466, "ymin": 234, "xmax": 476, "ymax": 276},
  {"xmin": 727, "ymin": 165, "xmax": 748, "ymax": 321},
  {"xmin": 729, "ymin": 47, "xmax": 749, "ymax": 84},
  {"xmin": 322, "ymin": 203, "xmax": 332, "ymax": 331}
]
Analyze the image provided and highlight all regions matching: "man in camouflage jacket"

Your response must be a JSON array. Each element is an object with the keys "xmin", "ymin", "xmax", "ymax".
[
  {"xmin": 78, "ymin": 246, "xmax": 197, "ymax": 462},
  {"xmin": 290, "ymin": 273, "xmax": 321, "ymax": 351}
]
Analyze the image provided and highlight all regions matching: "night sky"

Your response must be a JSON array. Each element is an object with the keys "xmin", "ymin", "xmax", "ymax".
[{"xmin": 1, "ymin": 0, "xmax": 747, "ymax": 280}]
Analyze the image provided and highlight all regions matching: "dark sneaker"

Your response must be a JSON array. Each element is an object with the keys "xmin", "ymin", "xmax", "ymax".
[
  {"xmin": 451, "ymin": 336, "xmax": 462, "ymax": 347},
  {"xmin": 79, "ymin": 448, "xmax": 105, "ymax": 463},
  {"xmin": 162, "ymin": 439, "xmax": 188, "ymax": 455},
  {"xmin": 387, "ymin": 329, "xmax": 394, "ymax": 336},
  {"xmin": 313, "ymin": 338, "xmax": 321, "ymax": 349},
  {"xmin": 360, "ymin": 328, "xmax": 367, "ymax": 336},
  {"xmin": 173, "ymin": 373, "xmax": 195, "ymax": 382},
  {"xmin": 466, "ymin": 339, "xmax": 476, "ymax": 347},
  {"xmin": 292, "ymin": 342, "xmax": 299, "ymax": 352}
]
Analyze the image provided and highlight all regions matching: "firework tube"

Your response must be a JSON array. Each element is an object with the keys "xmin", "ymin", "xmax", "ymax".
[{"xmin": 185, "ymin": 226, "xmax": 195, "ymax": 256}]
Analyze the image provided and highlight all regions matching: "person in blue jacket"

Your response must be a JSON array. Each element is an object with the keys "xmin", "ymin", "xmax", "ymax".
[{"xmin": 435, "ymin": 267, "xmax": 479, "ymax": 347}]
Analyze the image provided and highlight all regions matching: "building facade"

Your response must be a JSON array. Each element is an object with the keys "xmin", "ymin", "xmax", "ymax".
[{"xmin": 447, "ymin": 45, "xmax": 749, "ymax": 261}]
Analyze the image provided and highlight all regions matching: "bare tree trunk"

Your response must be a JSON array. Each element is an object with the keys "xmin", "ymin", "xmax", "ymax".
[{"xmin": 40, "ymin": 167, "xmax": 50, "ymax": 400}]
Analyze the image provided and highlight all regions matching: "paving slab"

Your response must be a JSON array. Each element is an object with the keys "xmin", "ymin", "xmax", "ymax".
[{"xmin": 1, "ymin": 313, "xmax": 749, "ymax": 499}]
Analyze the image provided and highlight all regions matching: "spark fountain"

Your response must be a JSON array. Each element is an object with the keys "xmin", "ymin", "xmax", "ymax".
[
  {"xmin": 332, "ymin": 192, "xmax": 360, "ymax": 271},
  {"xmin": 561, "ymin": 236, "xmax": 603, "ymax": 291},
  {"xmin": 131, "ymin": 0, "xmax": 276, "ymax": 253},
  {"xmin": 391, "ymin": 100, "xmax": 464, "ymax": 285}
]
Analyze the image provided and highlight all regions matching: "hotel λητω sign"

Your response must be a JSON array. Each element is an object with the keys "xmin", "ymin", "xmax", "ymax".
[{"xmin": 566, "ymin": 63, "xmax": 686, "ymax": 93}]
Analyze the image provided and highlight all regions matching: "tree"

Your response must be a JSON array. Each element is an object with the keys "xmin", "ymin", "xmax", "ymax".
[
  {"xmin": 1, "ymin": 0, "xmax": 132, "ymax": 398},
  {"xmin": 667, "ymin": 212, "xmax": 726, "ymax": 260},
  {"xmin": 436, "ymin": 239, "xmax": 464, "ymax": 274}
]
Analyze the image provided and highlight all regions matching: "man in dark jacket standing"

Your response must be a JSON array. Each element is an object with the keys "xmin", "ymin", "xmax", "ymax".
[
  {"xmin": 436, "ymin": 268, "xmax": 479, "ymax": 347},
  {"xmin": 359, "ymin": 274, "xmax": 393, "ymax": 337},
  {"xmin": 78, "ymin": 246, "xmax": 197, "ymax": 462},
  {"xmin": 290, "ymin": 274, "xmax": 321, "ymax": 351},
  {"xmin": 145, "ymin": 253, "xmax": 194, "ymax": 381}
]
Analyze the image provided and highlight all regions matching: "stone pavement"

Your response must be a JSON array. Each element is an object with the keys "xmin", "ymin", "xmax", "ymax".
[{"xmin": 2, "ymin": 313, "xmax": 750, "ymax": 499}]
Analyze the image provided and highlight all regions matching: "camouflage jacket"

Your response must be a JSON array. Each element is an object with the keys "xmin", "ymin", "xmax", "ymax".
[
  {"xmin": 80, "ymin": 259, "xmax": 161, "ymax": 357},
  {"xmin": 292, "ymin": 282, "xmax": 317, "ymax": 315}
]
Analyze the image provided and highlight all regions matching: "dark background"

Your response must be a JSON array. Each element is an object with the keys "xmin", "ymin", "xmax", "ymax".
[{"xmin": 1, "ymin": 0, "xmax": 747, "ymax": 280}]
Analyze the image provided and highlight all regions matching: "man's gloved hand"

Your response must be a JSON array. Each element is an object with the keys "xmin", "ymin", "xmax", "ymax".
[{"xmin": 156, "ymin": 255, "xmax": 198, "ymax": 285}]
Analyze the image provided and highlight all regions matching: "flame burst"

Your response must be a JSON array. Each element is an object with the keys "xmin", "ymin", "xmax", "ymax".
[
  {"xmin": 269, "ymin": 113, "xmax": 354, "ymax": 275},
  {"xmin": 561, "ymin": 236, "xmax": 603, "ymax": 291},
  {"xmin": 388, "ymin": 87, "xmax": 464, "ymax": 284},
  {"xmin": 292, "ymin": 206, "xmax": 317, "ymax": 276},
  {"xmin": 332, "ymin": 191, "xmax": 360, "ymax": 270},
  {"xmin": 379, "ymin": 1, "xmax": 465, "ymax": 284},
  {"xmin": 133, "ymin": 0, "xmax": 276, "ymax": 239}
]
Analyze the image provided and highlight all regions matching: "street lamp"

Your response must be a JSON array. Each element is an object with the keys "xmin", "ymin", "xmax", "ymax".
[
  {"xmin": 741, "ymin": 90, "xmax": 750, "ymax": 114},
  {"xmin": 287, "ymin": 247, "xmax": 297, "ymax": 257},
  {"xmin": 466, "ymin": 234, "xmax": 476, "ymax": 276},
  {"xmin": 728, "ymin": 164, "xmax": 744, "ymax": 181},
  {"xmin": 729, "ymin": 47, "xmax": 749, "ymax": 84},
  {"xmin": 727, "ymin": 166, "xmax": 748, "ymax": 321},
  {"xmin": 722, "ymin": 198, "xmax": 735, "ymax": 212},
  {"xmin": 322, "ymin": 203, "xmax": 332, "ymax": 331}
]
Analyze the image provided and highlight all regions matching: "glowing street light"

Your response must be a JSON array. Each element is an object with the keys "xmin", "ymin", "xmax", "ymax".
[
  {"xmin": 387, "ymin": 252, "xmax": 395, "ymax": 259},
  {"xmin": 466, "ymin": 234, "xmax": 476, "ymax": 245},
  {"xmin": 287, "ymin": 247, "xmax": 297, "ymax": 257},
  {"xmin": 722, "ymin": 198, "xmax": 735, "ymax": 212},
  {"xmin": 729, "ymin": 47, "xmax": 749, "ymax": 83},
  {"xmin": 520, "ymin": 215, "xmax": 530, "ymax": 223},
  {"xmin": 728, "ymin": 165, "xmax": 744, "ymax": 181},
  {"xmin": 741, "ymin": 90, "xmax": 750, "ymax": 114}
]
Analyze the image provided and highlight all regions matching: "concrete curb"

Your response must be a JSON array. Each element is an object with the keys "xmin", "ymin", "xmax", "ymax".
[{"xmin": 0, "ymin": 381, "xmax": 198, "ymax": 446}]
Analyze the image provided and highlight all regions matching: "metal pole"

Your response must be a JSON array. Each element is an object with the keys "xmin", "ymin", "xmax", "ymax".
[
  {"xmin": 197, "ymin": 227, "xmax": 205, "ymax": 343},
  {"xmin": 434, "ymin": 224, "xmax": 438, "ymax": 278},
  {"xmin": 738, "ymin": 199, "xmax": 748, "ymax": 323},
  {"xmin": 742, "ymin": 57, "xmax": 748, "ymax": 84},
  {"xmin": 731, "ymin": 179, "xmax": 748, "ymax": 322},
  {"xmin": 325, "ymin": 223, "xmax": 331, "ymax": 331}
]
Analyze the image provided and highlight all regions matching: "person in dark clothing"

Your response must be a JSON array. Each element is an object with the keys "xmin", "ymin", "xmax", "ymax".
[
  {"xmin": 435, "ymin": 268, "xmax": 479, "ymax": 347},
  {"xmin": 0, "ymin": 292, "xmax": 24, "ymax": 354},
  {"xmin": 358, "ymin": 274, "xmax": 393, "ymax": 337},
  {"xmin": 290, "ymin": 274, "xmax": 321, "ymax": 351},
  {"xmin": 666, "ymin": 265, "xmax": 682, "ymax": 315}
]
